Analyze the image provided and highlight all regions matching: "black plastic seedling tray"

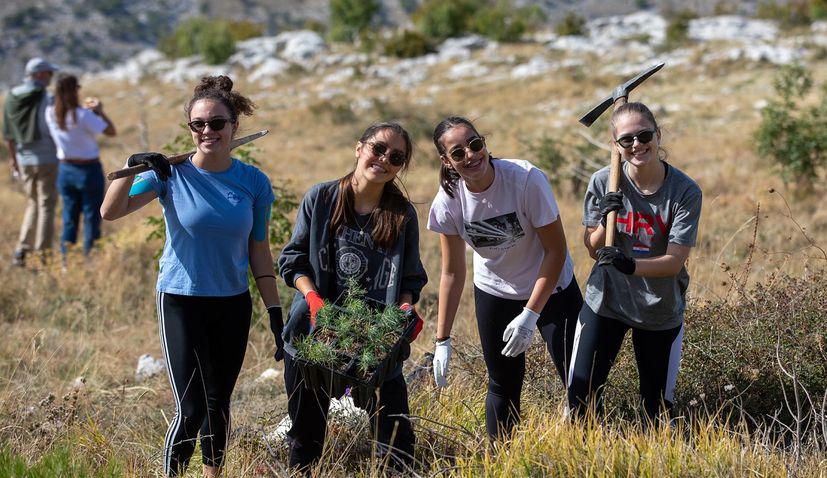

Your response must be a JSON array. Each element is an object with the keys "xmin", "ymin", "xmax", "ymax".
[{"xmin": 295, "ymin": 301, "xmax": 416, "ymax": 407}]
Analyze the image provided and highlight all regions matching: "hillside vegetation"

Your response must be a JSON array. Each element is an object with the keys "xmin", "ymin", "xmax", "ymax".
[{"xmin": 1, "ymin": 13, "xmax": 826, "ymax": 478}]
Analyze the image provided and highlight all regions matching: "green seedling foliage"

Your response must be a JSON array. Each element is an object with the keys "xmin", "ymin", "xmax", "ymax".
[
  {"xmin": 296, "ymin": 279, "xmax": 410, "ymax": 376},
  {"xmin": 357, "ymin": 348, "xmax": 380, "ymax": 375}
]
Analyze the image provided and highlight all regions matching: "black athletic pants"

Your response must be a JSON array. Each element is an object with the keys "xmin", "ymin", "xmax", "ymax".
[
  {"xmin": 475, "ymin": 278, "xmax": 583, "ymax": 438},
  {"xmin": 566, "ymin": 304, "xmax": 684, "ymax": 421},
  {"xmin": 283, "ymin": 353, "xmax": 415, "ymax": 471},
  {"xmin": 157, "ymin": 291, "xmax": 252, "ymax": 477}
]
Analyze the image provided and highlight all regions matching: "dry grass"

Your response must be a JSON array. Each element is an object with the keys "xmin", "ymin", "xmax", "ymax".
[{"xmin": 0, "ymin": 40, "xmax": 825, "ymax": 476}]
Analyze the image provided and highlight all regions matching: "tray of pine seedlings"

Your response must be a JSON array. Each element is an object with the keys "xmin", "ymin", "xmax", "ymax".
[{"xmin": 293, "ymin": 278, "xmax": 417, "ymax": 403}]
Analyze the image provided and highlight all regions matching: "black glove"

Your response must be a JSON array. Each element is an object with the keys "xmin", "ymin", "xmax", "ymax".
[
  {"xmin": 598, "ymin": 191, "xmax": 624, "ymax": 228},
  {"xmin": 268, "ymin": 305, "xmax": 285, "ymax": 361},
  {"xmin": 597, "ymin": 246, "xmax": 636, "ymax": 275},
  {"xmin": 127, "ymin": 152, "xmax": 171, "ymax": 181}
]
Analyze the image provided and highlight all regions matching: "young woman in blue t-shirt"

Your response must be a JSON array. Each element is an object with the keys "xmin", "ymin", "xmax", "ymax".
[{"xmin": 100, "ymin": 76, "xmax": 281, "ymax": 478}]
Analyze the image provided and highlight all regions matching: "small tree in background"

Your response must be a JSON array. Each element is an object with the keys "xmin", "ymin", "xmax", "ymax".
[
  {"xmin": 157, "ymin": 17, "xmax": 262, "ymax": 64},
  {"xmin": 413, "ymin": 0, "xmax": 479, "ymax": 40},
  {"xmin": 754, "ymin": 63, "xmax": 827, "ymax": 195},
  {"xmin": 555, "ymin": 11, "xmax": 587, "ymax": 36},
  {"xmin": 328, "ymin": 0, "xmax": 379, "ymax": 43},
  {"xmin": 662, "ymin": 8, "xmax": 697, "ymax": 50}
]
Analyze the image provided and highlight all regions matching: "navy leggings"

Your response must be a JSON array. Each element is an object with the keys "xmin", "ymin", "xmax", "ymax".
[
  {"xmin": 567, "ymin": 304, "xmax": 684, "ymax": 421},
  {"xmin": 157, "ymin": 291, "xmax": 252, "ymax": 476},
  {"xmin": 475, "ymin": 278, "xmax": 583, "ymax": 438},
  {"xmin": 283, "ymin": 353, "xmax": 415, "ymax": 471}
]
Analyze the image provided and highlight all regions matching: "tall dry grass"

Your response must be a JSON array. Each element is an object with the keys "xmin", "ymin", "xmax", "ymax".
[{"xmin": 0, "ymin": 41, "xmax": 825, "ymax": 476}]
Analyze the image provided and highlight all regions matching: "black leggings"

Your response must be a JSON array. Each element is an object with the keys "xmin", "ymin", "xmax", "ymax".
[
  {"xmin": 157, "ymin": 291, "xmax": 252, "ymax": 476},
  {"xmin": 283, "ymin": 353, "xmax": 415, "ymax": 470},
  {"xmin": 475, "ymin": 278, "xmax": 583, "ymax": 438},
  {"xmin": 567, "ymin": 304, "xmax": 684, "ymax": 421}
]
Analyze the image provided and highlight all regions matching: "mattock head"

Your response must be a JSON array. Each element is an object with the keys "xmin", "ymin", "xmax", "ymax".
[{"xmin": 578, "ymin": 62, "xmax": 665, "ymax": 127}]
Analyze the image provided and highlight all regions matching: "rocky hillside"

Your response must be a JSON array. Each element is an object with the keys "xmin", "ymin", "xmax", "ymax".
[{"xmin": 0, "ymin": 0, "xmax": 761, "ymax": 88}]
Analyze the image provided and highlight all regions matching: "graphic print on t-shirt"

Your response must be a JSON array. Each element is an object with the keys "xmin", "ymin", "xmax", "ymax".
[
  {"xmin": 334, "ymin": 225, "xmax": 395, "ymax": 302},
  {"xmin": 464, "ymin": 212, "xmax": 525, "ymax": 249}
]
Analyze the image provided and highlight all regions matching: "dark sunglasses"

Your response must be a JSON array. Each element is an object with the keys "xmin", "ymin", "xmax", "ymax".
[
  {"xmin": 367, "ymin": 141, "xmax": 406, "ymax": 167},
  {"xmin": 447, "ymin": 137, "xmax": 485, "ymax": 162},
  {"xmin": 615, "ymin": 129, "xmax": 656, "ymax": 149},
  {"xmin": 187, "ymin": 118, "xmax": 232, "ymax": 133}
]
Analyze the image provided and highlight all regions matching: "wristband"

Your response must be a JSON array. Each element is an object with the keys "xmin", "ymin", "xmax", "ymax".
[{"xmin": 255, "ymin": 274, "xmax": 276, "ymax": 281}]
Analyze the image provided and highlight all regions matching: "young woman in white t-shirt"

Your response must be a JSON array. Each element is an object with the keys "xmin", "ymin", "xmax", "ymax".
[
  {"xmin": 46, "ymin": 73, "xmax": 115, "ymax": 261},
  {"xmin": 426, "ymin": 116, "xmax": 583, "ymax": 438}
]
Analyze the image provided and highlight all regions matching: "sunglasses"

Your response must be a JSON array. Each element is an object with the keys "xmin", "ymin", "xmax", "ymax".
[
  {"xmin": 615, "ymin": 130, "xmax": 656, "ymax": 149},
  {"xmin": 187, "ymin": 118, "xmax": 232, "ymax": 133},
  {"xmin": 447, "ymin": 137, "xmax": 485, "ymax": 162},
  {"xmin": 367, "ymin": 141, "xmax": 406, "ymax": 167}
]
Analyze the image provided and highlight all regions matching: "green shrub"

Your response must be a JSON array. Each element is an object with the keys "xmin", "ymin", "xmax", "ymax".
[
  {"xmin": 157, "ymin": 17, "xmax": 264, "ymax": 64},
  {"xmin": 663, "ymin": 9, "xmax": 697, "ymax": 49},
  {"xmin": 526, "ymin": 134, "xmax": 567, "ymax": 189},
  {"xmin": 383, "ymin": 30, "xmax": 435, "ymax": 58},
  {"xmin": 755, "ymin": 0, "xmax": 811, "ymax": 28},
  {"xmin": 554, "ymin": 11, "xmax": 587, "ymax": 37},
  {"xmin": 469, "ymin": 3, "xmax": 528, "ymax": 42},
  {"xmin": 812, "ymin": 0, "xmax": 827, "ymax": 19},
  {"xmin": 328, "ymin": 0, "xmax": 379, "ymax": 43},
  {"xmin": 413, "ymin": 0, "xmax": 480, "ymax": 40},
  {"xmin": 754, "ymin": 63, "xmax": 827, "ymax": 194}
]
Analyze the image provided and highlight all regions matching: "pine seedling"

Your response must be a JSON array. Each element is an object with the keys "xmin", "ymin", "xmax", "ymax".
[{"xmin": 357, "ymin": 348, "xmax": 379, "ymax": 376}]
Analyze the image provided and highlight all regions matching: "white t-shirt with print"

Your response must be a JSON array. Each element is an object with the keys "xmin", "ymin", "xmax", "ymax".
[
  {"xmin": 45, "ymin": 107, "xmax": 108, "ymax": 160},
  {"xmin": 427, "ymin": 158, "xmax": 575, "ymax": 300}
]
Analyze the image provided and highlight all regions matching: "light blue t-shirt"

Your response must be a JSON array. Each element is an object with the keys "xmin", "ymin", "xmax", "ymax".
[{"xmin": 134, "ymin": 157, "xmax": 275, "ymax": 296}]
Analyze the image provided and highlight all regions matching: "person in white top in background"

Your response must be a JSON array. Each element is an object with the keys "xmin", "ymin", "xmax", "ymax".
[
  {"xmin": 45, "ymin": 73, "xmax": 115, "ymax": 263},
  {"xmin": 426, "ymin": 116, "xmax": 583, "ymax": 439}
]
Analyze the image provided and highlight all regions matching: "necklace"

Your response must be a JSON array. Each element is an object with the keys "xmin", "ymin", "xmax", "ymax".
[{"xmin": 354, "ymin": 210, "xmax": 375, "ymax": 236}]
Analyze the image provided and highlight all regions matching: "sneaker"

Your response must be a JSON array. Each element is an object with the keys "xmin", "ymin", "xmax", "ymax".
[{"xmin": 12, "ymin": 249, "xmax": 25, "ymax": 267}]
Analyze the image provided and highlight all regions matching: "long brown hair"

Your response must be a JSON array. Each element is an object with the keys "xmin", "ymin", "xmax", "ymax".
[
  {"xmin": 330, "ymin": 122, "xmax": 413, "ymax": 250},
  {"xmin": 53, "ymin": 74, "xmax": 79, "ymax": 131}
]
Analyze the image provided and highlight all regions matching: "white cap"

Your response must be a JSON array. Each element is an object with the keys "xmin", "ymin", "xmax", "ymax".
[{"xmin": 25, "ymin": 57, "xmax": 60, "ymax": 75}]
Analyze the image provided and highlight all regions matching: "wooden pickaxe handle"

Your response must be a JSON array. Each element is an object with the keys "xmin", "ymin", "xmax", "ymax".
[
  {"xmin": 605, "ymin": 97, "xmax": 627, "ymax": 247},
  {"xmin": 106, "ymin": 130, "xmax": 270, "ymax": 180}
]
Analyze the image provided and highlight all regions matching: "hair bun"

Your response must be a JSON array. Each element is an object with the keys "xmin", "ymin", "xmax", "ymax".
[{"xmin": 195, "ymin": 75, "xmax": 234, "ymax": 94}]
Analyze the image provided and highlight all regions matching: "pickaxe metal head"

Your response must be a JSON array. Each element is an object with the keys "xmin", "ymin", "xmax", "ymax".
[{"xmin": 578, "ymin": 62, "xmax": 665, "ymax": 127}]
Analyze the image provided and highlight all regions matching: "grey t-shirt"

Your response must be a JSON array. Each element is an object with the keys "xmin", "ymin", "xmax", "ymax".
[{"xmin": 582, "ymin": 161, "xmax": 702, "ymax": 330}]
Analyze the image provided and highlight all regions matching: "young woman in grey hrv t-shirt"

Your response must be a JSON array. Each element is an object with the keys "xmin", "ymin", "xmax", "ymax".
[{"xmin": 567, "ymin": 102, "xmax": 702, "ymax": 424}]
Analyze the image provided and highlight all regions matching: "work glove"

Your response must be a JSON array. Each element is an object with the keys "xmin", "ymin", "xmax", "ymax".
[
  {"xmin": 599, "ymin": 191, "xmax": 624, "ymax": 228},
  {"xmin": 400, "ymin": 303, "xmax": 423, "ymax": 342},
  {"xmin": 501, "ymin": 307, "xmax": 541, "ymax": 357},
  {"xmin": 305, "ymin": 290, "xmax": 324, "ymax": 330},
  {"xmin": 127, "ymin": 152, "xmax": 172, "ymax": 181},
  {"xmin": 433, "ymin": 337, "xmax": 452, "ymax": 388},
  {"xmin": 597, "ymin": 246, "xmax": 636, "ymax": 275},
  {"xmin": 267, "ymin": 305, "xmax": 284, "ymax": 361}
]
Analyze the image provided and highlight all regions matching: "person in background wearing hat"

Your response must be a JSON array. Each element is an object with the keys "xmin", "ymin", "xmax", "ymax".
[
  {"xmin": 2, "ymin": 58, "xmax": 60, "ymax": 267},
  {"xmin": 45, "ymin": 73, "xmax": 116, "ymax": 264}
]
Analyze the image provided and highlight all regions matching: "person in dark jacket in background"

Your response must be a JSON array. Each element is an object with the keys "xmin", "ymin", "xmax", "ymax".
[
  {"xmin": 3, "ymin": 58, "xmax": 60, "ymax": 267},
  {"xmin": 278, "ymin": 121, "xmax": 427, "ymax": 472}
]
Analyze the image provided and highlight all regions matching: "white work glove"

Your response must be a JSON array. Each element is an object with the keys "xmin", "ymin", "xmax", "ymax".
[
  {"xmin": 433, "ymin": 338, "xmax": 452, "ymax": 388},
  {"xmin": 501, "ymin": 307, "xmax": 541, "ymax": 357}
]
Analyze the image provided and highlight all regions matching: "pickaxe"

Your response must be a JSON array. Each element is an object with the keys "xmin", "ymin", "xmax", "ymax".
[
  {"xmin": 106, "ymin": 129, "xmax": 270, "ymax": 180},
  {"xmin": 578, "ymin": 63, "xmax": 664, "ymax": 246}
]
